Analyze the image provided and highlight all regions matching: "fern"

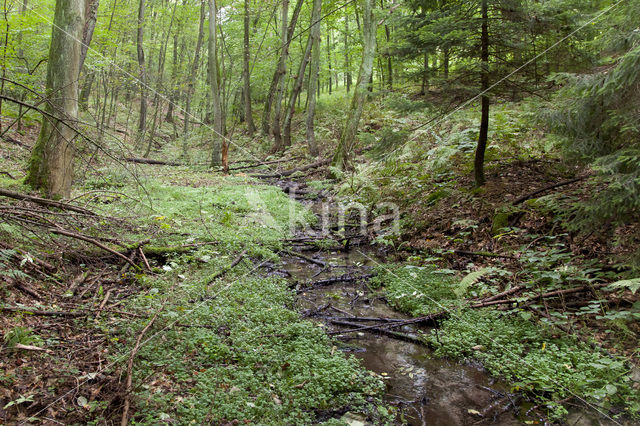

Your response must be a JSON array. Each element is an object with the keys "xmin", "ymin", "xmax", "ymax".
[
  {"xmin": 607, "ymin": 278, "xmax": 640, "ymax": 294},
  {"xmin": 455, "ymin": 268, "xmax": 491, "ymax": 297}
]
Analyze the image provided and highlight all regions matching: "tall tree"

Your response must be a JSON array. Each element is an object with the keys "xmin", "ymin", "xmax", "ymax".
[
  {"xmin": 474, "ymin": 0, "xmax": 489, "ymax": 187},
  {"xmin": 282, "ymin": 0, "xmax": 323, "ymax": 150},
  {"xmin": 305, "ymin": 0, "xmax": 322, "ymax": 157},
  {"xmin": 331, "ymin": 0, "xmax": 377, "ymax": 171},
  {"xmin": 242, "ymin": 0, "xmax": 256, "ymax": 136},
  {"xmin": 208, "ymin": 0, "xmax": 225, "ymax": 169},
  {"xmin": 136, "ymin": 0, "xmax": 147, "ymax": 141},
  {"xmin": 26, "ymin": 0, "xmax": 85, "ymax": 198},
  {"xmin": 183, "ymin": 0, "xmax": 206, "ymax": 137},
  {"xmin": 269, "ymin": 0, "xmax": 289, "ymax": 150}
]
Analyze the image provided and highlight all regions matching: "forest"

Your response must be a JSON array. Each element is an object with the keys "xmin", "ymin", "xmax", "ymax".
[{"xmin": 0, "ymin": 0, "xmax": 639, "ymax": 424}]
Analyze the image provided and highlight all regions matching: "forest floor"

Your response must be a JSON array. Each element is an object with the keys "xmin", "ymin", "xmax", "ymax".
[{"xmin": 1, "ymin": 93, "xmax": 639, "ymax": 424}]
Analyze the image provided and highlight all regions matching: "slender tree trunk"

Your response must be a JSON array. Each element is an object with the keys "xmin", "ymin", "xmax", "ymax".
[
  {"xmin": 443, "ymin": 47, "xmax": 449, "ymax": 80},
  {"xmin": 474, "ymin": 0, "xmax": 489, "ymax": 187},
  {"xmin": 26, "ymin": 0, "xmax": 85, "ymax": 198},
  {"xmin": 261, "ymin": 0, "xmax": 303, "ymax": 136},
  {"xmin": 420, "ymin": 51, "xmax": 428, "ymax": 95},
  {"xmin": 326, "ymin": 31, "xmax": 332, "ymax": 94},
  {"xmin": 381, "ymin": 0, "xmax": 392, "ymax": 90},
  {"xmin": 165, "ymin": 33, "xmax": 179, "ymax": 123},
  {"xmin": 136, "ymin": 0, "xmax": 147, "ymax": 142},
  {"xmin": 344, "ymin": 15, "xmax": 351, "ymax": 93},
  {"xmin": 242, "ymin": 0, "xmax": 256, "ymax": 136},
  {"xmin": 305, "ymin": 0, "xmax": 322, "ymax": 157},
  {"xmin": 270, "ymin": 0, "xmax": 289, "ymax": 152},
  {"xmin": 183, "ymin": 0, "xmax": 206, "ymax": 138},
  {"xmin": 208, "ymin": 0, "xmax": 224, "ymax": 169},
  {"xmin": 331, "ymin": 0, "xmax": 376, "ymax": 171},
  {"xmin": 79, "ymin": 0, "xmax": 99, "ymax": 71},
  {"xmin": 282, "ymin": 0, "xmax": 322, "ymax": 149}
]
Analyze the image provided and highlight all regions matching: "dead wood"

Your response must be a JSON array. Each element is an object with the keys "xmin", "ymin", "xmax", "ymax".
[
  {"xmin": 0, "ymin": 187, "xmax": 96, "ymax": 215},
  {"xmin": 121, "ymin": 310, "xmax": 161, "ymax": 426},
  {"xmin": 330, "ymin": 319, "xmax": 424, "ymax": 344},
  {"xmin": 251, "ymin": 158, "xmax": 330, "ymax": 178},
  {"xmin": 512, "ymin": 175, "xmax": 590, "ymax": 205},
  {"xmin": 124, "ymin": 157, "xmax": 181, "ymax": 166},
  {"xmin": 286, "ymin": 249, "xmax": 326, "ymax": 267},
  {"xmin": 49, "ymin": 228, "xmax": 140, "ymax": 270},
  {"xmin": 206, "ymin": 249, "xmax": 248, "ymax": 284}
]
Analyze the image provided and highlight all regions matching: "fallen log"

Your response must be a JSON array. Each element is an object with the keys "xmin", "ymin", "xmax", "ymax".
[
  {"xmin": 124, "ymin": 157, "xmax": 181, "ymax": 166},
  {"xmin": 251, "ymin": 158, "xmax": 330, "ymax": 179},
  {"xmin": 227, "ymin": 156, "xmax": 302, "ymax": 171}
]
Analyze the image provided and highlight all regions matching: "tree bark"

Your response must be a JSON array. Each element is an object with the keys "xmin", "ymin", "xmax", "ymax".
[
  {"xmin": 26, "ymin": 0, "xmax": 85, "ymax": 198},
  {"xmin": 474, "ymin": 0, "xmax": 489, "ymax": 187},
  {"xmin": 330, "ymin": 0, "xmax": 376, "ymax": 172},
  {"xmin": 420, "ymin": 51, "xmax": 429, "ymax": 95},
  {"xmin": 261, "ymin": 0, "xmax": 303, "ymax": 136},
  {"xmin": 344, "ymin": 15, "xmax": 351, "ymax": 93},
  {"xmin": 183, "ymin": 0, "xmax": 206, "ymax": 138},
  {"xmin": 281, "ymin": 0, "xmax": 322, "ymax": 150},
  {"xmin": 79, "ymin": 0, "xmax": 99, "ymax": 71},
  {"xmin": 136, "ymin": 0, "xmax": 147, "ymax": 141},
  {"xmin": 269, "ymin": 0, "xmax": 289, "ymax": 152},
  {"xmin": 208, "ymin": 0, "xmax": 224, "ymax": 168},
  {"xmin": 305, "ymin": 0, "xmax": 323, "ymax": 157},
  {"xmin": 242, "ymin": 0, "xmax": 256, "ymax": 136}
]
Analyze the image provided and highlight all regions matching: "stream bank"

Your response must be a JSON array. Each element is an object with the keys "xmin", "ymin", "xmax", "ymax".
[{"xmin": 270, "ymin": 176, "xmax": 623, "ymax": 425}]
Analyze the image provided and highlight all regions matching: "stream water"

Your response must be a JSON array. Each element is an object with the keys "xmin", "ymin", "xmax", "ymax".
[{"xmin": 267, "ymin": 180, "xmax": 617, "ymax": 425}]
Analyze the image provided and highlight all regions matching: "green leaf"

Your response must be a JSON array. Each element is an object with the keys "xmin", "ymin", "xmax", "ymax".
[{"xmin": 606, "ymin": 278, "xmax": 640, "ymax": 294}]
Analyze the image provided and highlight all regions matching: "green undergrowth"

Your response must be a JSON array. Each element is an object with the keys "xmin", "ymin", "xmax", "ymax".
[
  {"xmin": 87, "ymin": 169, "xmax": 316, "ymax": 258},
  {"xmin": 370, "ymin": 262, "xmax": 640, "ymax": 421},
  {"xmin": 428, "ymin": 309, "xmax": 640, "ymax": 420},
  {"xmin": 95, "ymin": 171, "xmax": 390, "ymax": 424},
  {"xmin": 114, "ymin": 266, "xmax": 389, "ymax": 424}
]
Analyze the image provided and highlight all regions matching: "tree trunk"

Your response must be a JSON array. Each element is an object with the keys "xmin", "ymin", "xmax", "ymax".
[
  {"xmin": 136, "ymin": 0, "xmax": 147, "ymax": 142},
  {"xmin": 79, "ymin": 0, "xmax": 98, "ymax": 71},
  {"xmin": 331, "ymin": 0, "xmax": 376, "ymax": 171},
  {"xmin": 326, "ymin": 31, "xmax": 332, "ymax": 94},
  {"xmin": 474, "ymin": 0, "xmax": 489, "ymax": 187},
  {"xmin": 420, "ymin": 51, "xmax": 428, "ymax": 95},
  {"xmin": 443, "ymin": 47, "xmax": 449, "ymax": 80},
  {"xmin": 382, "ymin": 0, "xmax": 392, "ymax": 90},
  {"xmin": 183, "ymin": 0, "xmax": 206, "ymax": 138},
  {"xmin": 242, "ymin": 0, "xmax": 256, "ymax": 136},
  {"xmin": 26, "ymin": 0, "xmax": 85, "ymax": 198},
  {"xmin": 261, "ymin": 0, "xmax": 303, "ymax": 136},
  {"xmin": 269, "ymin": 0, "xmax": 289, "ymax": 152},
  {"xmin": 208, "ymin": 0, "xmax": 224, "ymax": 169},
  {"xmin": 305, "ymin": 0, "xmax": 322, "ymax": 157},
  {"xmin": 344, "ymin": 15, "xmax": 351, "ymax": 93},
  {"xmin": 282, "ymin": 0, "xmax": 322, "ymax": 150}
]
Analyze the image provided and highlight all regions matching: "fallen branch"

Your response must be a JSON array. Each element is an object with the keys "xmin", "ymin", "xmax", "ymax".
[
  {"xmin": 206, "ymin": 249, "xmax": 248, "ymax": 284},
  {"xmin": 286, "ymin": 249, "xmax": 326, "ymax": 267},
  {"xmin": 512, "ymin": 175, "xmax": 590, "ymax": 205},
  {"xmin": 328, "ymin": 311, "xmax": 447, "ymax": 335},
  {"xmin": 449, "ymin": 250, "xmax": 516, "ymax": 260},
  {"xmin": 49, "ymin": 228, "xmax": 140, "ymax": 270},
  {"xmin": 0, "ymin": 188, "xmax": 96, "ymax": 215},
  {"xmin": 251, "ymin": 158, "xmax": 330, "ymax": 178},
  {"xmin": 299, "ymin": 273, "xmax": 374, "ymax": 291},
  {"xmin": 121, "ymin": 310, "xmax": 161, "ymax": 426},
  {"xmin": 330, "ymin": 319, "xmax": 424, "ymax": 344},
  {"xmin": 1, "ymin": 306, "xmax": 84, "ymax": 317}
]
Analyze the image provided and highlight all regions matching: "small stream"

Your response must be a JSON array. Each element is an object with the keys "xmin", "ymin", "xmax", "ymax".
[{"xmin": 267, "ymin": 179, "xmax": 614, "ymax": 425}]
